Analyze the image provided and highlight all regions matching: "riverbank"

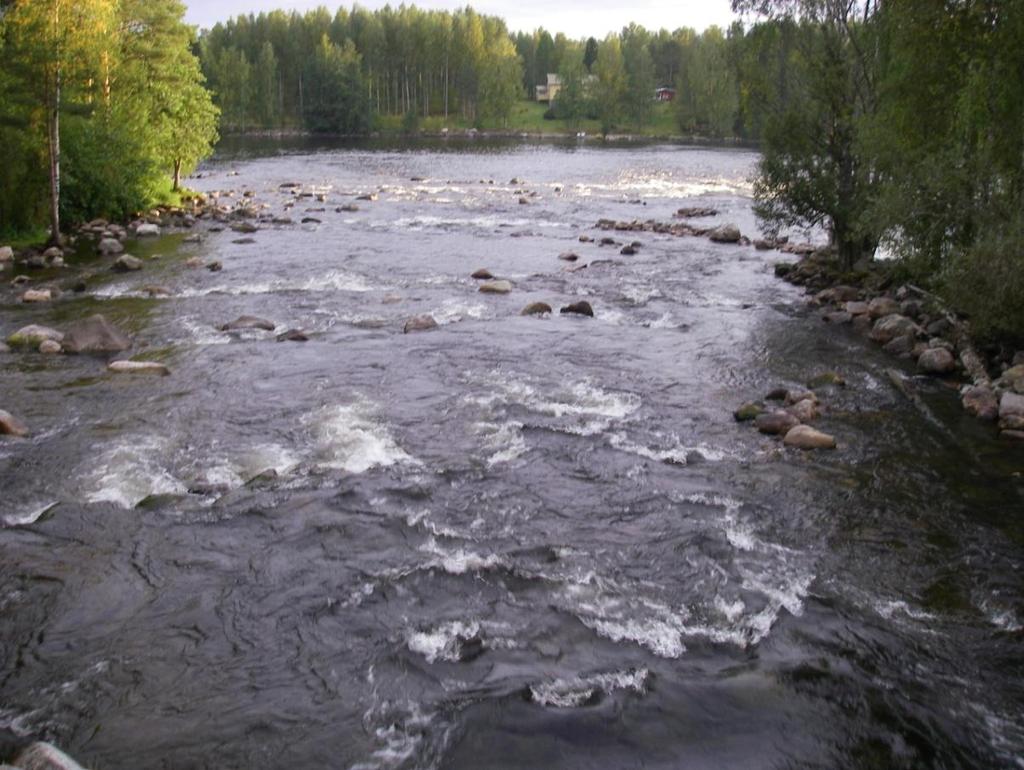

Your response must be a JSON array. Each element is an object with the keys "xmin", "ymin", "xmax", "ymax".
[
  {"xmin": 218, "ymin": 100, "xmax": 755, "ymax": 147},
  {"xmin": 774, "ymin": 247, "xmax": 1024, "ymax": 443}
]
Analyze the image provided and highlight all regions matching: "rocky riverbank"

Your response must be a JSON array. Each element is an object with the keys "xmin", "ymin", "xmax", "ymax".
[{"xmin": 773, "ymin": 248, "xmax": 1024, "ymax": 443}]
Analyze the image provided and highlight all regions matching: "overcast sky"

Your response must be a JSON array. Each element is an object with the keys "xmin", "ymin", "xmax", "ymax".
[{"xmin": 184, "ymin": 0, "xmax": 738, "ymax": 39}]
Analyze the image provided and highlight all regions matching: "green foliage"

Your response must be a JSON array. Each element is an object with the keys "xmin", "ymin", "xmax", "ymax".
[
  {"xmin": 676, "ymin": 26, "xmax": 737, "ymax": 137},
  {"xmin": 554, "ymin": 52, "xmax": 589, "ymax": 129},
  {"xmin": 593, "ymin": 35, "xmax": 626, "ymax": 135},
  {"xmin": 303, "ymin": 35, "xmax": 368, "ymax": 134},
  {"xmin": 0, "ymin": 0, "xmax": 218, "ymax": 238}
]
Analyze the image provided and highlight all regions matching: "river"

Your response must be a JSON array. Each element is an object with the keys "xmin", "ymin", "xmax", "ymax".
[{"xmin": 1, "ymin": 138, "xmax": 1022, "ymax": 769}]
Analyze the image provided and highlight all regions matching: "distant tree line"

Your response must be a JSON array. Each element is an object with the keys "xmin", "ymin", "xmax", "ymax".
[
  {"xmin": 198, "ymin": 7, "xmax": 764, "ymax": 138},
  {"xmin": 198, "ymin": 6, "xmax": 522, "ymax": 132},
  {"xmin": 0, "ymin": 0, "xmax": 219, "ymax": 240}
]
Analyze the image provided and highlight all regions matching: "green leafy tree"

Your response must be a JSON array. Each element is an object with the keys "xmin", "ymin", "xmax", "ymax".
[
  {"xmin": 583, "ymin": 37, "xmax": 599, "ymax": 72},
  {"xmin": 4, "ymin": 0, "xmax": 117, "ymax": 243},
  {"xmin": 622, "ymin": 28, "xmax": 656, "ymax": 129},
  {"xmin": 555, "ymin": 51, "xmax": 588, "ymax": 129},
  {"xmin": 593, "ymin": 35, "xmax": 626, "ymax": 135},
  {"xmin": 303, "ymin": 35, "xmax": 368, "ymax": 134},
  {"xmin": 732, "ymin": 0, "xmax": 882, "ymax": 270},
  {"xmin": 479, "ymin": 37, "xmax": 521, "ymax": 127}
]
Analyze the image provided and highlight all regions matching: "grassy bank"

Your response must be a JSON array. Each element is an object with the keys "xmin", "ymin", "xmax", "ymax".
[{"xmin": 373, "ymin": 100, "xmax": 688, "ymax": 139}]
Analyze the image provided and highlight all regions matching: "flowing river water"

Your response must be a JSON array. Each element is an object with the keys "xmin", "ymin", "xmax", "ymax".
[{"xmin": 1, "ymin": 138, "xmax": 1022, "ymax": 769}]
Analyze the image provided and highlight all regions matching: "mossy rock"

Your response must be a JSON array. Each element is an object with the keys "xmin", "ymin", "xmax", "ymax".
[{"xmin": 733, "ymin": 402, "xmax": 763, "ymax": 422}]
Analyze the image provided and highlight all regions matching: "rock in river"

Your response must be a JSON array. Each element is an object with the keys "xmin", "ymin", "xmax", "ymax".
[
  {"xmin": 962, "ymin": 386, "xmax": 999, "ymax": 421},
  {"xmin": 277, "ymin": 329, "xmax": 310, "ymax": 342},
  {"xmin": 1000, "ymin": 391, "xmax": 1024, "ymax": 421},
  {"xmin": 220, "ymin": 315, "xmax": 276, "ymax": 332},
  {"xmin": 7, "ymin": 325, "xmax": 63, "ymax": 348},
  {"xmin": 404, "ymin": 315, "xmax": 438, "ymax": 333},
  {"xmin": 108, "ymin": 360, "xmax": 170, "ymax": 376},
  {"xmin": 0, "ymin": 409, "xmax": 29, "ymax": 437},
  {"xmin": 787, "ymin": 399, "xmax": 820, "ymax": 423},
  {"xmin": 21, "ymin": 289, "xmax": 52, "ymax": 303},
  {"xmin": 918, "ymin": 347, "xmax": 956, "ymax": 375},
  {"xmin": 39, "ymin": 340, "xmax": 62, "ymax": 355},
  {"xmin": 521, "ymin": 302, "xmax": 552, "ymax": 317},
  {"xmin": 97, "ymin": 237, "xmax": 124, "ymax": 256},
  {"xmin": 784, "ymin": 425, "xmax": 837, "ymax": 450},
  {"xmin": 755, "ymin": 411, "xmax": 801, "ymax": 436},
  {"xmin": 869, "ymin": 314, "xmax": 921, "ymax": 345},
  {"xmin": 135, "ymin": 223, "xmax": 160, "ymax": 237},
  {"xmin": 708, "ymin": 224, "xmax": 741, "ymax": 243},
  {"xmin": 867, "ymin": 296, "xmax": 900, "ymax": 319},
  {"xmin": 479, "ymin": 280, "xmax": 513, "ymax": 294},
  {"xmin": 63, "ymin": 314, "xmax": 132, "ymax": 353},
  {"xmin": 558, "ymin": 252, "xmax": 580, "ymax": 262},
  {"xmin": 560, "ymin": 301, "xmax": 594, "ymax": 317},
  {"xmin": 112, "ymin": 254, "xmax": 143, "ymax": 272},
  {"xmin": 471, "ymin": 269, "xmax": 494, "ymax": 280},
  {"xmin": 734, "ymin": 402, "xmax": 762, "ymax": 422}
]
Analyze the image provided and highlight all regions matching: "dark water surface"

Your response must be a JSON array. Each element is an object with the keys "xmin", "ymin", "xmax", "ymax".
[{"xmin": 1, "ymin": 138, "xmax": 1022, "ymax": 769}]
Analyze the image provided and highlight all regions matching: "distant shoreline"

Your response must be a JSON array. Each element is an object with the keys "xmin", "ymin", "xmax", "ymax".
[{"xmin": 218, "ymin": 128, "xmax": 759, "ymax": 149}]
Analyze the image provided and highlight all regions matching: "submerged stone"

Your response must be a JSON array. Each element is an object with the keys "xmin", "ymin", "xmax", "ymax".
[{"xmin": 63, "ymin": 315, "xmax": 131, "ymax": 354}]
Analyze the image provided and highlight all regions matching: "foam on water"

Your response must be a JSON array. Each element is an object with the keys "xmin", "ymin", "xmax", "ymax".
[
  {"xmin": 177, "ymin": 269, "xmax": 376, "ymax": 298},
  {"xmin": 307, "ymin": 402, "xmax": 415, "ymax": 473},
  {"xmin": 529, "ymin": 668, "xmax": 650, "ymax": 708},
  {"xmin": 81, "ymin": 435, "xmax": 187, "ymax": 509},
  {"xmin": 432, "ymin": 298, "xmax": 489, "ymax": 326},
  {"xmin": 2, "ymin": 502, "xmax": 58, "ymax": 528},
  {"xmin": 607, "ymin": 432, "xmax": 731, "ymax": 465},
  {"xmin": 407, "ymin": 620, "xmax": 481, "ymax": 663},
  {"xmin": 419, "ymin": 536, "xmax": 503, "ymax": 575},
  {"xmin": 476, "ymin": 420, "xmax": 528, "ymax": 466}
]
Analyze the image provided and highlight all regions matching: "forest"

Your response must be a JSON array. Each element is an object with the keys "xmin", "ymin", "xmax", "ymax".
[{"xmin": 0, "ymin": 0, "xmax": 1021, "ymax": 341}]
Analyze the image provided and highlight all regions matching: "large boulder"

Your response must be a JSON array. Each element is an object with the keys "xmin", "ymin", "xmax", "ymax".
[
  {"xmin": 995, "ymin": 364, "xmax": 1024, "ymax": 394},
  {"xmin": 521, "ymin": 302, "xmax": 552, "ymax": 317},
  {"xmin": 403, "ymin": 315, "xmax": 438, "ymax": 334},
  {"xmin": 560, "ymin": 301, "xmax": 594, "ymax": 317},
  {"xmin": 755, "ymin": 411, "xmax": 800, "ymax": 436},
  {"xmin": 0, "ymin": 246, "xmax": 13, "ymax": 262},
  {"xmin": 962, "ymin": 386, "xmax": 999, "ymax": 421},
  {"xmin": 220, "ymin": 315, "xmax": 276, "ymax": 332},
  {"xmin": 0, "ymin": 409, "xmax": 29, "ymax": 437},
  {"xmin": 869, "ymin": 314, "xmax": 921, "ymax": 345},
  {"xmin": 708, "ymin": 224, "xmax": 741, "ymax": 243},
  {"xmin": 867, "ymin": 296, "xmax": 900, "ymax": 319},
  {"xmin": 1000, "ymin": 391, "xmax": 1024, "ymax": 420},
  {"xmin": 97, "ymin": 237, "xmax": 124, "ymax": 256},
  {"xmin": 479, "ymin": 280, "xmax": 513, "ymax": 294},
  {"xmin": 7, "ymin": 325, "xmax": 63, "ymax": 348},
  {"xmin": 21, "ymin": 289, "xmax": 52, "ymax": 303},
  {"xmin": 787, "ymin": 399, "xmax": 820, "ymax": 423},
  {"xmin": 734, "ymin": 402, "xmax": 763, "ymax": 422},
  {"xmin": 62, "ymin": 314, "xmax": 132, "ymax": 354},
  {"xmin": 39, "ymin": 340, "xmax": 62, "ymax": 355},
  {"xmin": 784, "ymin": 425, "xmax": 837, "ymax": 450},
  {"xmin": 112, "ymin": 254, "xmax": 143, "ymax": 272},
  {"xmin": 918, "ymin": 347, "xmax": 956, "ymax": 375},
  {"xmin": 135, "ymin": 223, "xmax": 160, "ymax": 237}
]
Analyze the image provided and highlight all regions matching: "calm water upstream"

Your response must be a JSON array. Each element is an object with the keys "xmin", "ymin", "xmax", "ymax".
[{"xmin": 1, "ymin": 138, "xmax": 1022, "ymax": 769}]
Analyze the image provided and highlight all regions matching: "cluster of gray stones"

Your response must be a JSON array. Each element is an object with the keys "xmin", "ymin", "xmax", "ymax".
[
  {"xmin": 804, "ymin": 284, "xmax": 1024, "ymax": 442},
  {"xmin": 734, "ymin": 374, "xmax": 843, "ymax": 451}
]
